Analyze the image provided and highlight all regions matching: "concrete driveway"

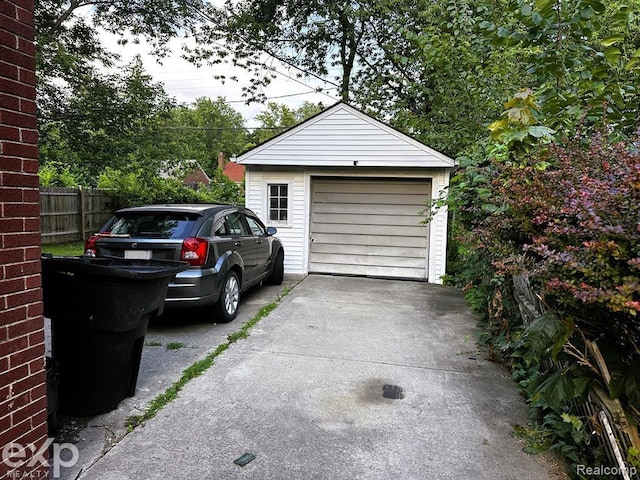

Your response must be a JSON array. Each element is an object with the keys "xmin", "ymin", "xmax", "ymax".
[{"xmin": 74, "ymin": 275, "xmax": 564, "ymax": 479}]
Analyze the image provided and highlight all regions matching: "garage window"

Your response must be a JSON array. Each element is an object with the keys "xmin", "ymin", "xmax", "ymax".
[{"xmin": 267, "ymin": 183, "xmax": 290, "ymax": 225}]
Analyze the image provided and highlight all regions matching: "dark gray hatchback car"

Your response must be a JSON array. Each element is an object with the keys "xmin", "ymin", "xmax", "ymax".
[{"xmin": 84, "ymin": 204, "xmax": 284, "ymax": 322}]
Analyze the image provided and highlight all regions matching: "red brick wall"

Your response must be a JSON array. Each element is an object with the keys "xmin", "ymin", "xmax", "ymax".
[{"xmin": 0, "ymin": 0, "xmax": 49, "ymax": 478}]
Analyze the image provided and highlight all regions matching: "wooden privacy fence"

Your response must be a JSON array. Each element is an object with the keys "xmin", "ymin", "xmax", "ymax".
[
  {"xmin": 40, "ymin": 187, "xmax": 115, "ymax": 245},
  {"xmin": 513, "ymin": 275, "xmax": 640, "ymax": 480}
]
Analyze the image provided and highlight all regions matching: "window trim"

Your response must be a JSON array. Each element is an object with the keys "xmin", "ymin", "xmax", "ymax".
[{"xmin": 264, "ymin": 180, "xmax": 292, "ymax": 228}]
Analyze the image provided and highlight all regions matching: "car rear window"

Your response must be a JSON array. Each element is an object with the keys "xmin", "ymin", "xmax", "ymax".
[{"xmin": 105, "ymin": 213, "xmax": 199, "ymax": 239}]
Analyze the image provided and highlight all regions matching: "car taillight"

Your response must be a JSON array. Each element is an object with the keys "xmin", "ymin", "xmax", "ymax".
[
  {"xmin": 181, "ymin": 237, "xmax": 208, "ymax": 266},
  {"xmin": 84, "ymin": 233, "xmax": 110, "ymax": 257},
  {"xmin": 84, "ymin": 235, "xmax": 99, "ymax": 257}
]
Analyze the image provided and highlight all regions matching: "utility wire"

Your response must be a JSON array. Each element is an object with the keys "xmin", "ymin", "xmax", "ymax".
[
  {"xmin": 191, "ymin": 6, "xmax": 344, "ymax": 96},
  {"xmin": 199, "ymin": 40, "xmax": 339, "ymax": 102},
  {"xmin": 157, "ymin": 126, "xmax": 288, "ymax": 131},
  {"xmin": 225, "ymin": 89, "xmax": 337, "ymax": 103}
]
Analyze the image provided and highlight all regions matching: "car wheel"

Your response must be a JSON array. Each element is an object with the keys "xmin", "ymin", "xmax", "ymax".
[
  {"xmin": 213, "ymin": 270, "xmax": 240, "ymax": 323},
  {"xmin": 267, "ymin": 249, "xmax": 284, "ymax": 285}
]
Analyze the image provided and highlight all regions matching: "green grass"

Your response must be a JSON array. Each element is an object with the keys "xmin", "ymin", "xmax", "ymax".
[
  {"xmin": 41, "ymin": 241, "xmax": 85, "ymax": 256},
  {"xmin": 124, "ymin": 283, "xmax": 297, "ymax": 432},
  {"xmin": 166, "ymin": 342, "xmax": 186, "ymax": 350}
]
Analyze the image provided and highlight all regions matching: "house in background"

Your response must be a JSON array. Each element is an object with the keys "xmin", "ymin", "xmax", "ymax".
[
  {"xmin": 161, "ymin": 159, "xmax": 211, "ymax": 188},
  {"xmin": 163, "ymin": 155, "xmax": 245, "ymax": 190},
  {"xmin": 182, "ymin": 161, "xmax": 211, "ymax": 188},
  {"xmin": 237, "ymin": 102, "xmax": 455, "ymax": 284},
  {"xmin": 217, "ymin": 152, "xmax": 245, "ymax": 186},
  {"xmin": 222, "ymin": 160, "xmax": 245, "ymax": 186}
]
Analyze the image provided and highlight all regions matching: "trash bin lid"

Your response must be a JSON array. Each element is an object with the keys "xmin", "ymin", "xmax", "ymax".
[{"xmin": 41, "ymin": 255, "xmax": 189, "ymax": 280}]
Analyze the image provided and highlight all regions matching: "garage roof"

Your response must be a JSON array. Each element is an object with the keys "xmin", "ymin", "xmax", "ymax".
[{"xmin": 238, "ymin": 102, "xmax": 455, "ymax": 168}]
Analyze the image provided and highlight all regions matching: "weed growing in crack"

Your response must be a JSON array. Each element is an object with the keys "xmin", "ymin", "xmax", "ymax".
[{"xmin": 125, "ymin": 282, "xmax": 298, "ymax": 432}]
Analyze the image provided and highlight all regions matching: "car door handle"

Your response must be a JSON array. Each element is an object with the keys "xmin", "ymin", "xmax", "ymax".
[
  {"xmin": 256, "ymin": 239, "xmax": 263, "ymax": 244},
  {"xmin": 234, "ymin": 241, "xmax": 243, "ymax": 246}
]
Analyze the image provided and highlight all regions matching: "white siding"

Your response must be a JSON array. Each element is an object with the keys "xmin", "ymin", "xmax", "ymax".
[
  {"xmin": 245, "ymin": 169, "xmax": 307, "ymax": 274},
  {"xmin": 238, "ymin": 104, "xmax": 454, "ymax": 168},
  {"xmin": 428, "ymin": 169, "xmax": 450, "ymax": 283},
  {"xmin": 246, "ymin": 168, "xmax": 449, "ymax": 283}
]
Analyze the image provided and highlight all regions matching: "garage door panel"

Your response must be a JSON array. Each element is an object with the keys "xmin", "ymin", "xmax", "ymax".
[
  {"xmin": 312, "ymin": 203, "xmax": 426, "ymax": 216},
  {"xmin": 311, "ymin": 243, "xmax": 425, "ymax": 258},
  {"xmin": 314, "ymin": 181, "xmax": 429, "ymax": 195},
  {"xmin": 313, "ymin": 192, "xmax": 428, "ymax": 206},
  {"xmin": 312, "ymin": 222, "xmax": 426, "ymax": 237},
  {"xmin": 310, "ymin": 178, "xmax": 430, "ymax": 280},
  {"xmin": 311, "ymin": 233, "xmax": 427, "ymax": 249},
  {"xmin": 308, "ymin": 262, "xmax": 426, "ymax": 280},
  {"xmin": 312, "ymin": 212, "xmax": 425, "ymax": 227},
  {"xmin": 310, "ymin": 252, "xmax": 425, "ymax": 268}
]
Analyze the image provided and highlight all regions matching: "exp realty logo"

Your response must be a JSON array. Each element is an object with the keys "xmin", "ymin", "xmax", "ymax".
[{"xmin": 2, "ymin": 439, "xmax": 79, "ymax": 478}]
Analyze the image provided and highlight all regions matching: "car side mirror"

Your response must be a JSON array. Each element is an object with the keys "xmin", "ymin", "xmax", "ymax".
[{"xmin": 266, "ymin": 227, "xmax": 277, "ymax": 236}]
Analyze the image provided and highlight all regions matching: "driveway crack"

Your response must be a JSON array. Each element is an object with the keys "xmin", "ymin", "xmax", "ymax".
[{"xmin": 241, "ymin": 348, "xmax": 509, "ymax": 378}]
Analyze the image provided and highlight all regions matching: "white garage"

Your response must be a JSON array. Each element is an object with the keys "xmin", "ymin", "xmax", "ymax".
[{"xmin": 237, "ymin": 102, "xmax": 454, "ymax": 283}]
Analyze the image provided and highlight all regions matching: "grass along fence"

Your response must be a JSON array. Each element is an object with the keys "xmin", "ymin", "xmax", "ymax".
[{"xmin": 40, "ymin": 187, "xmax": 115, "ymax": 245}]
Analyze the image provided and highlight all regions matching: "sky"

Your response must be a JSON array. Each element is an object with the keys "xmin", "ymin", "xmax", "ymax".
[{"xmin": 100, "ymin": 31, "xmax": 341, "ymax": 128}]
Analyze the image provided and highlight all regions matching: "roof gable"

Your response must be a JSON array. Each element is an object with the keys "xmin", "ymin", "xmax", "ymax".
[
  {"xmin": 160, "ymin": 159, "xmax": 211, "ymax": 185},
  {"xmin": 238, "ymin": 102, "xmax": 454, "ymax": 168}
]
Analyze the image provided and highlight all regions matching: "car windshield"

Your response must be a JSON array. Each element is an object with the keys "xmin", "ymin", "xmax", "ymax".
[{"xmin": 106, "ymin": 213, "xmax": 198, "ymax": 239}]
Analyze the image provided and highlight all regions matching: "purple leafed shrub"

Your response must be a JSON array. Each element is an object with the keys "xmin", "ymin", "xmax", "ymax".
[{"xmin": 477, "ymin": 134, "xmax": 640, "ymax": 354}]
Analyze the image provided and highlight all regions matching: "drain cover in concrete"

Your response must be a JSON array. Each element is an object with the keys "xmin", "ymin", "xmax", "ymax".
[
  {"xmin": 234, "ymin": 453, "xmax": 256, "ymax": 467},
  {"xmin": 383, "ymin": 384, "xmax": 404, "ymax": 399}
]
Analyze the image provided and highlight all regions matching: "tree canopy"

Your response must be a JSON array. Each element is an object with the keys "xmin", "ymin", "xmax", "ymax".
[
  {"xmin": 250, "ymin": 101, "xmax": 325, "ymax": 145},
  {"xmin": 483, "ymin": 0, "xmax": 640, "ymax": 137},
  {"xmin": 36, "ymin": 0, "xmax": 640, "ymax": 182},
  {"xmin": 161, "ymin": 97, "xmax": 250, "ymax": 177},
  {"xmin": 38, "ymin": 57, "xmax": 176, "ymax": 183},
  {"xmin": 35, "ymin": 0, "xmax": 208, "ymax": 112},
  {"xmin": 186, "ymin": 0, "xmax": 639, "ymax": 156}
]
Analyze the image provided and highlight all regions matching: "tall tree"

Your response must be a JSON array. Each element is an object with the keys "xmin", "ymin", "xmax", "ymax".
[
  {"xmin": 162, "ymin": 98, "xmax": 249, "ymax": 176},
  {"xmin": 193, "ymin": 0, "xmax": 523, "ymax": 156},
  {"xmin": 35, "ymin": 0, "xmax": 209, "ymax": 113},
  {"xmin": 39, "ymin": 57, "xmax": 177, "ymax": 182},
  {"xmin": 251, "ymin": 101, "xmax": 325, "ymax": 144},
  {"xmin": 193, "ymin": 0, "xmax": 388, "ymax": 102},
  {"xmin": 352, "ymin": 0, "xmax": 524, "ymax": 156},
  {"xmin": 483, "ymin": 0, "xmax": 640, "ymax": 136}
]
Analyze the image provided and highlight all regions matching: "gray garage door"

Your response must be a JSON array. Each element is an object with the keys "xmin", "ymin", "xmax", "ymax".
[{"xmin": 309, "ymin": 178, "xmax": 431, "ymax": 279}]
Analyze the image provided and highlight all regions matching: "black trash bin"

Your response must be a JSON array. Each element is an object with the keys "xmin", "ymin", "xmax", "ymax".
[
  {"xmin": 46, "ymin": 356, "xmax": 59, "ymax": 433},
  {"xmin": 41, "ymin": 256, "xmax": 187, "ymax": 416}
]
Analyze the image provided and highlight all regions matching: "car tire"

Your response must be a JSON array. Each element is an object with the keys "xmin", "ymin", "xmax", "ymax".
[
  {"xmin": 213, "ymin": 270, "xmax": 240, "ymax": 323},
  {"xmin": 267, "ymin": 249, "xmax": 284, "ymax": 285}
]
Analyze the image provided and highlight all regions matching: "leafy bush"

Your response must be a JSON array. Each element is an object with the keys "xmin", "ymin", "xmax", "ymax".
[
  {"xmin": 97, "ymin": 166, "xmax": 243, "ymax": 208},
  {"xmin": 444, "ymin": 128, "xmax": 640, "ymax": 470},
  {"xmin": 39, "ymin": 161, "xmax": 83, "ymax": 187},
  {"xmin": 480, "ymin": 135, "xmax": 640, "ymax": 362}
]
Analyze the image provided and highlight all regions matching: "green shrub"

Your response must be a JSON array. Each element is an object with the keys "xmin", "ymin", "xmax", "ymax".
[
  {"xmin": 445, "ymin": 128, "xmax": 640, "ymax": 470},
  {"xmin": 39, "ymin": 161, "xmax": 83, "ymax": 187},
  {"xmin": 97, "ymin": 166, "xmax": 243, "ymax": 208}
]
